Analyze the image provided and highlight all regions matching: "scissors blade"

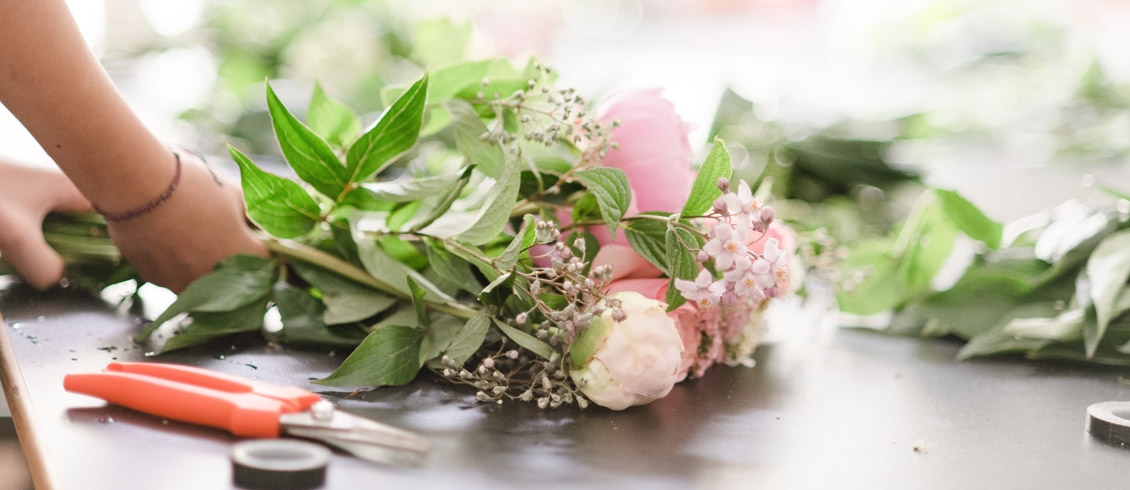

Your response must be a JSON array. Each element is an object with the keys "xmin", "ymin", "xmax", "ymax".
[{"xmin": 279, "ymin": 409, "xmax": 431, "ymax": 454}]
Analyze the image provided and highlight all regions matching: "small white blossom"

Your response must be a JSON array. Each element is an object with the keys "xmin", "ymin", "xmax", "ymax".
[
  {"xmin": 702, "ymin": 222, "xmax": 748, "ymax": 270},
  {"xmin": 675, "ymin": 269, "xmax": 725, "ymax": 309}
]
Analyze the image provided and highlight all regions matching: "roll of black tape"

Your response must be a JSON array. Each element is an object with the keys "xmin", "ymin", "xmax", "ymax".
[
  {"xmin": 232, "ymin": 439, "xmax": 331, "ymax": 489},
  {"xmin": 1086, "ymin": 401, "xmax": 1130, "ymax": 447}
]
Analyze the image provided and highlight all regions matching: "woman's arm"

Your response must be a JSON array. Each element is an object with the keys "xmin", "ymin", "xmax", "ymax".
[{"xmin": 0, "ymin": 0, "xmax": 267, "ymax": 292}]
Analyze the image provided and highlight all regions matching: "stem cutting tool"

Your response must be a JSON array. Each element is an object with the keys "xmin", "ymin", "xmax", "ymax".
[{"xmin": 63, "ymin": 362, "xmax": 431, "ymax": 463}]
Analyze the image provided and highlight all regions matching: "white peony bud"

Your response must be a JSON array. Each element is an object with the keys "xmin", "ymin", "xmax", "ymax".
[{"xmin": 568, "ymin": 292, "xmax": 683, "ymax": 410}]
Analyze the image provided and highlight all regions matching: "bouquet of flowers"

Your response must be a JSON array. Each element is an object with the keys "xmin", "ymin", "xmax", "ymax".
[{"xmin": 5, "ymin": 57, "xmax": 800, "ymax": 410}]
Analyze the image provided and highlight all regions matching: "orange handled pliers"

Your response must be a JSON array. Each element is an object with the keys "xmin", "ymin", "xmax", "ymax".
[{"xmin": 63, "ymin": 362, "xmax": 430, "ymax": 463}]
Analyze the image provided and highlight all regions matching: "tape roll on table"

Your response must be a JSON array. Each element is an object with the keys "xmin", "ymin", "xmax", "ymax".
[
  {"xmin": 232, "ymin": 439, "xmax": 331, "ymax": 489},
  {"xmin": 1086, "ymin": 401, "xmax": 1130, "ymax": 447}
]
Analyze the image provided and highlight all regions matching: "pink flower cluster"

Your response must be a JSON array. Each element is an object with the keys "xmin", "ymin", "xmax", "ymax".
[
  {"xmin": 676, "ymin": 179, "xmax": 790, "ymax": 310},
  {"xmin": 578, "ymin": 89, "xmax": 798, "ymax": 382}
]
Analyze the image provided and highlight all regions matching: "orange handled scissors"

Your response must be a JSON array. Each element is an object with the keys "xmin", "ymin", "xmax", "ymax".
[{"xmin": 64, "ymin": 362, "xmax": 430, "ymax": 463}]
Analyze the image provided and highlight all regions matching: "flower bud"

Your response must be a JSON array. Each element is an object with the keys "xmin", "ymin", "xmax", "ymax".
[
  {"xmin": 568, "ymin": 292, "xmax": 683, "ymax": 410},
  {"xmin": 716, "ymin": 177, "xmax": 730, "ymax": 192}
]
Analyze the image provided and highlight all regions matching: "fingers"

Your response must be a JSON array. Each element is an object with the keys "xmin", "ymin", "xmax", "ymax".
[{"xmin": 0, "ymin": 213, "xmax": 66, "ymax": 290}]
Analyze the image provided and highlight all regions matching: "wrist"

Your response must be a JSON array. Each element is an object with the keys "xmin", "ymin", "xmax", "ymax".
[{"xmin": 92, "ymin": 150, "xmax": 182, "ymax": 222}]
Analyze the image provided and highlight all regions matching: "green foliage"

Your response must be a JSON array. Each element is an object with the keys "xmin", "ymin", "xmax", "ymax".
[
  {"xmin": 346, "ymin": 73, "xmax": 428, "ymax": 183},
  {"xmin": 307, "ymin": 82, "xmax": 361, "ymax": 150},
  {"xmin": 681, "ymin": 138, "xmax": 732, "ymax": 217},
  {"xmin": 665, "ymin": 227, "xmax": 701, "ymax": 311},
  {"xmin": 316, "ymin": 325, "xmax": 424, "ymax": 387},
  {"xmin": 140, "ymin": 255, "xmax": 277, "ymax": 340},
  {"xmin": 574, "ymin": 168, "xmax": 632, "ymax": 239},
  {"xmin": 29, "ymin": 54, "xmax": 775, "ymax": 401},
  {"xmin": 230, "ymin": 145, "xmax": 320, "ymax": 238},
  {"xmin": 492, "ymin": 318, "xmax": 554, "ymax": 360},
  {"xmin": 837, "ymin": 189, "xmax": 999, "ymax": 316},
  {"xmin": 623, "ymin": 214, "xmax": 675, "ymax": 277},
  {"xmin": 266, "ymin": 82, "xmax": 349, "ymax": 199},
  {"xmin": 847, "ymin": 193, "xmax": 1130, "ymax": 366}
]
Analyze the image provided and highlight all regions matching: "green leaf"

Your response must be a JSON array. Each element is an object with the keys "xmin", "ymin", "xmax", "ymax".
[
  {"xmin": 569, "ymin": 314, "xmax": 611, "ymax": 368},
  {"xmin": 316, "ymin": 325, "xmax": 424, "ymax": 387},
  {"xmin": 426, "ymin": 156, "xmax": 521, "ymax": 246},
  {"xmin": 419, "ymin": 314, "xmax": 464, "ymax": 366},
  {"xmin": 495, "ymin": 215, "xmax": 536, "ymax": 272},
  {"xmin": 935, "ymin": 189, "xmax": 1003, "ymax": 249},
  {"xmin": 406, "ymin": 166, "xmax": 475, "ymax": 233},
  {"xmin": 666, "ymin": 227, "xmax": 700, "ymax": 281},
  {"xmin": 665, "ymin": 277, "xmax": 687, "ymax": 311},
  {"xmin": 407, "ymin": 277, "xmax": 430, "ymax": 329},
  {"xmin": 1085, "ymin": 229, "xmax": 1130, "ymax": 357},
  {"xmin": 354, "ymin": 233, "xmax": 457, "ymax": 304},
  {"xmin": 307, "ymin": 81, "xmax": 361, "ymax": 149},
  {"xmin": 442, "ymin": 310, "xmax": 491, "ymax": 366},
  {"xmin": 481, "ymin": 272, "xmax": 512, "ymax": 295},
  {"xmin": 159, "ymin": 298, "xmax": 269, "ymax": 353},
  {"xmin": 428, "ymin": 59, "xmax": 494, "ymax": 102},
  {"xmin": 266, "ymin": 81, "xmax": 348, "ymax": 198},
  {"xmin": 571, "ymin": 193, "xmax": 602, "ymax": 224},
  {"xmin": 1000, "ymin": 308, "xmax": 1086, "ymax": 342},
  {"xmin": 140, "ymin": 256, "xmax": 277, "ymax": 340},
  {"xmin": 623, "ymin": 214, "xmax": 673, "ymax": 276},
  {"xmin": 836, "ymin": 240, "xmax": 905, "ymax": 316},
  {"xmin": 443, "ymin": 239, "xmax": 501, "ymax": 282},
  {"xmin": 346, "ymin": 73, "xmax": 428, "ymax": 183},
  {"xmin": 896, "ymin": 200, "xmax": 957, "ymax": 292},
  {"xmin": 450, "ymin": 100, "xmax": 504, "ymax": 178},
  {"xmin": 665, "ymin": 227, "xmax": 700, "ymax": 311},
  {"xmin": 425, "ymin": 240, "xmax": 482, "ymax": 295},
  {"xmin": 272, "ymin": 283, "xmax": 366, "ymax": 347},
  {"xmin": 492, "ymin": 318, "xmax": 555, "ymax": 360},
  {"xmin": 290, "ymin": 262, "xmax": 397, "ymax": 325},
  {"xmin": 886, "ymin": 267, "xmax": 1032, "ymax": 339},
  {"xmin": 360, "ymin": 172, "xmax": 463, "ymax": 203},
  {"xmin": 575, "ymin": 168, "xmax": 632, "ymax": 239},
  {"xmin": 229, "ymin": 145, "xmax": 320, "ymax": 238},
  {"xmin": 681, "ymin": 138, "xmax": 732, "ymax": 217}
]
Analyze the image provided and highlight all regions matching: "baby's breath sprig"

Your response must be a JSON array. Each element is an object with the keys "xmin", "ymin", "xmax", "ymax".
[
  {"xmin": 473, "ymin": 62, "xmax": 616, "ymax": 189},
  {"xmin": 437, "ymin": 346, "xmax": 589, "ymax": 409},
  {"xmin": 430, "ymin": 218, "xmax": 620, "ymax": 408},
  {"xmin": 515, "ymin": 222, "xmax": 622, "ymax": 346}
]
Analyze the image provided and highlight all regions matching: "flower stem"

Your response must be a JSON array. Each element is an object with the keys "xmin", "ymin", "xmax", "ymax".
[{"xmin": 264, "ymin": 238, "xmax": 478, "ymax": 320}]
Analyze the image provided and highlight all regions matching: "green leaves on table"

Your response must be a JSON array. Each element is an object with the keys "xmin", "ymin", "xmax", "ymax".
[
  {"xmin": 837, "ymin": 188, "xmax": 1000, "ymax": 316},
  {"xmin": 850, "ymin": 194, "xmax": 1130, "ymax": 366},
  {"xmin": 138, "ymin": 255, "xmax": 277, "ymax": 352}
]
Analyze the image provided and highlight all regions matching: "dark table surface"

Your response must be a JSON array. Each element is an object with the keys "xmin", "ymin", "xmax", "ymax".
[{"xmin": 2, "ymin": 283, "xmax": 1130, "ymax": 490}]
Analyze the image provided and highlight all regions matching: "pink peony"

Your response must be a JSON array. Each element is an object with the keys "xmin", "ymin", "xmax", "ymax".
[
  {"xmin": 596, "ymin": 89, "xmax": 696, "ymax": 214},
  {"xmin": 554, "ymin": 89, "xmax": 695, "ymax": 280}
]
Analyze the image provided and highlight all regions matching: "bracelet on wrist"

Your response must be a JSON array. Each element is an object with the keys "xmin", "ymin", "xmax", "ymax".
[{"xmin": 93, "ymin": 150, "xmax": 182, "ymax": 222}]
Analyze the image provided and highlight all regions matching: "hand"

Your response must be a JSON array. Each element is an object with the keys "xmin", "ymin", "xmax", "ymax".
[
  {"xmin": 104, "ymin": 152, "xmax": 268, "ymax": 293},
  {"xmin": 0, "ymin": 159, "xmax": 92, "ymax": 290}
]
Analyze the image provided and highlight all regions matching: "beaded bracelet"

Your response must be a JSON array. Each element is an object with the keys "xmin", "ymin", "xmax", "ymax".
[{"xmin": 93, "ymin": 150, "xmax": 182, "ymax": 222}]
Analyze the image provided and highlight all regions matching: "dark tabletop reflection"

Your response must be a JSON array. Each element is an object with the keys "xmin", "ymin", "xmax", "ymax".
[{"xmin": 6, "ymin": 282, "xmax": 1130, "ymax": 489}]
